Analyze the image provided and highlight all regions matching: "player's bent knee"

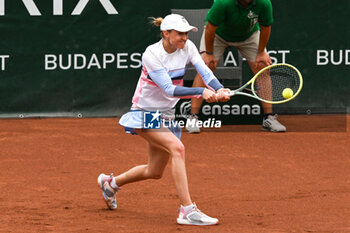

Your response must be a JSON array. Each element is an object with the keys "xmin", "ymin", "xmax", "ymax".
[{"xmin": 169, "ymin": 142, "xmax": 185, "ymax": 160}]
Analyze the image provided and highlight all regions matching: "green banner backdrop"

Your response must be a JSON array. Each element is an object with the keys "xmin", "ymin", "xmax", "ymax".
[{"xmin": 0, "ymin": 0, "xmax": 349, "ymax": 118}]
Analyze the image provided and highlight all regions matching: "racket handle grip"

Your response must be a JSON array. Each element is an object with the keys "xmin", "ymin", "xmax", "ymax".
[
  {"xmin": 227, "ymin": 91, "xmax": 234, "ymax": 96},
  {"xmin": 215, "ymin": 90, "xmax": 234, "ymax": 97},
  {"xmin": 223, "ymin": 91, "xmax": 234, "ymax": 96}
]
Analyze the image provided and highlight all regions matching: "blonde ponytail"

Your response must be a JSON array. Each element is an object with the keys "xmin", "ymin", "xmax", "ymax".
[{"xmin": 149, "ymin": 17, "xmax": 163, "ymax": 27}]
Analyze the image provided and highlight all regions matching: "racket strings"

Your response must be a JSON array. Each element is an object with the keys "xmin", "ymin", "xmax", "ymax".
[{"xmin": 253, "ymin": 66, "xmax": 301, "ymax": 102}]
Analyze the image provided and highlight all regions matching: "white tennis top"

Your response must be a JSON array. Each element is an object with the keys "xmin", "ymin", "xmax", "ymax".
[{"xmin": 131, "ymin": 39, "xmax": 223, "ymax": 112}]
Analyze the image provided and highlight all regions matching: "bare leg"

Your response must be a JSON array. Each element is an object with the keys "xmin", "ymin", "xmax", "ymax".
[
  {"xmin": 247, "ymin": 61, "xmax": 272, "ymax": 114},
  {"xmin": 115, "ymin": 129, "xmax": 192, "ymax": 206},
  {"xmin": 115, "ymin": 143, "xmax": 169, "ymax": 186},
  {"xmin": 190, "ymin": 73, "xmax": 205, "ymax": 114}
]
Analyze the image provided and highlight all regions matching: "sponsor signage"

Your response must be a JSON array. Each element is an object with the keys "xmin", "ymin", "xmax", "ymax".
[
  {"xmin": 0, "ymin": 0, "xmax": 118, "ymax": 16},
  {"xmin": 176, "ymin": 96, "xmax": 263, "ymax": 125},
  {"xmin": 0, "ymin": 1, "xmax": 349, "ymax": 117}
]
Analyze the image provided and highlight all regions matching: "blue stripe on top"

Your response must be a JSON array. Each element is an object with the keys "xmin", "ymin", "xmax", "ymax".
[
  {"xmin": 148, "ymin": 68, "xmax": 204, "ymax": 97},
  {"xmin": 148, "ymin": 68, "xmax": 185, "ymax": 81},
  {"xmin": 168, "ymin": 69, "xmax": 185, "ymax": 79},
  {"xmin": 173, "ymin": 86, "xmax": 204, "ymax": 96}
]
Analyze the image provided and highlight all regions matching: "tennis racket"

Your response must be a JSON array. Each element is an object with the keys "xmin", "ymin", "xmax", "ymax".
[{"xmin": 222, "ymin": 63, "xmax": 303, "ymax": 104}]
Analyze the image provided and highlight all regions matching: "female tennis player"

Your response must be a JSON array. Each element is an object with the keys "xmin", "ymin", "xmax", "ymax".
[{"xmin": 98, "ymin": 13, "xmax": 230, "ymax": 226}]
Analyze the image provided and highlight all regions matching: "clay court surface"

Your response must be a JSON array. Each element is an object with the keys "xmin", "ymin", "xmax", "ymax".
[{"xmin": 1, "ymin": 115, "xmax": 350, "ymax": 233}]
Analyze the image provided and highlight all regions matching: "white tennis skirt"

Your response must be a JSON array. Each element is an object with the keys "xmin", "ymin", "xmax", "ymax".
[{"xmin": 119, "ymin": 110, "xmax": 182, "ymax": 139}]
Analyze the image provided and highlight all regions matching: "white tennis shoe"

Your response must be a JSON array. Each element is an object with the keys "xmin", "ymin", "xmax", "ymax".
[
  {"xmin": 177, "ymin": 203, "xmax": 218, "ymax": 226},
  {"xmin": 262, "ymin": 114, "xmax": 286, "ymax": 132},
  {"xmin": 186, "ymin": 114, "xmax": 201, "ymax": 134},
  {"xmin": 97, "ymin": 173, "xmax": 120, "ymax": 210}
]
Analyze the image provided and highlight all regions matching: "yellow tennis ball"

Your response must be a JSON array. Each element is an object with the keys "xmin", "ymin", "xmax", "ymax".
[{"xmin": 282, "ymin": 88, "xmax": 293, "ymax": 99}]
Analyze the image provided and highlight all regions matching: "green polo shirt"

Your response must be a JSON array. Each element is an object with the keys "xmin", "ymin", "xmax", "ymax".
[{"xmin": 206, "ymin": 0, "xmax": 274, "ymax": 42}]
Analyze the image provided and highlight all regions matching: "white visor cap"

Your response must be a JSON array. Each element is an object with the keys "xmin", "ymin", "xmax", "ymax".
[{"xmin": 160, "ymin": 14, "xmax": 198, "ymax": 32}]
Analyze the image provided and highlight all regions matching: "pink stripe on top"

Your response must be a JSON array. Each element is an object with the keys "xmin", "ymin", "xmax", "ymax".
[{"xmin": 132, "ymin": 66, "xmax": 148, "ymax": 105}]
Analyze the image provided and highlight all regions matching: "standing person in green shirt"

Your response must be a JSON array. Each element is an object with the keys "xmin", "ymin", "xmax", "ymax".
[{"xmin": 186, "ymin": 0, "xmax": 287, "ymax": 133}]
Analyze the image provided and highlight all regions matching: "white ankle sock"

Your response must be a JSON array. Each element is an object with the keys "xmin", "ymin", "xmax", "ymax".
[
  {"xmin": 110, "ymin": 178, "xmax": 119, "ymax": 190},
  {"xmin": 182, "ymin": 204, "xmax": 195, "ymax": 212}
]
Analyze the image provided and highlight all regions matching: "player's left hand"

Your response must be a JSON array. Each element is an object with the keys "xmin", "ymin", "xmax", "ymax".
[
  {"xmin": 216, "ymin": 88, "xmax": 231, "ymax": 102},
  {"xmin": 255, "ymin": 51, "xmax": 272, "ymax": 69}
]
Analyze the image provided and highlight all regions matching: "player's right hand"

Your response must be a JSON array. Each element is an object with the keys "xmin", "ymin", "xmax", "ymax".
[
  {"xmin": 216, "ymin": 88, "xmax": 231, "ymax": 102},
  {"xmin": 202, "ymin": 88, "xmax": 217, "ymax": 103}
]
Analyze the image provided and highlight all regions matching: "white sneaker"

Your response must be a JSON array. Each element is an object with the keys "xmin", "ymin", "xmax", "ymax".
[
  {"xmin": 97, "ymin": 173, "xmax": 120, "ymax": 210},
  {"xmin": 186, "ymin": 114, "xmax": 201, "ymax": 134},
  {"xmin": 177, "ymin": 203, "xmax": 219, "ymax": 226},
  {"xmin": 262, "ymin": 114, "xmax": 286, "ymax": 132}
]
